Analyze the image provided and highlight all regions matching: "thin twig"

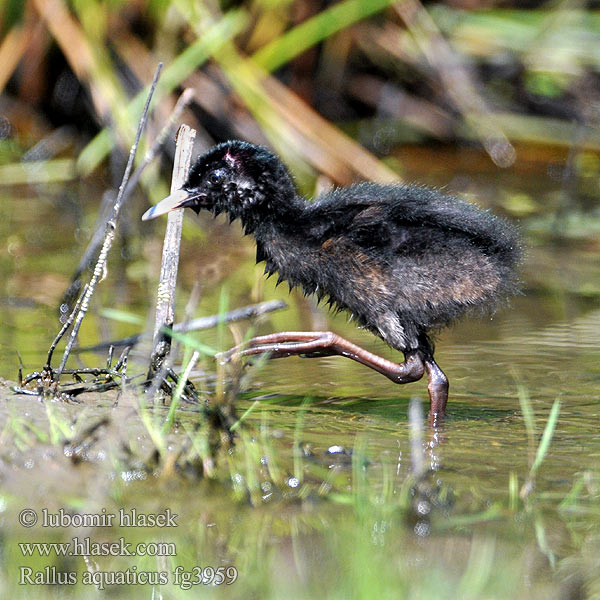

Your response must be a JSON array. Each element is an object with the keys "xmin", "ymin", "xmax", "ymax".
[
  {"xmin": 106, "ymin": 345, "xmax": 114, "ymax": 370},
  {"xmin": 77, "ymin": 299, "xmax": 287, "ymax": 352},
  {"xmin": 61, "ymin": 88, "xmax": 195, "ymax": 314},
  {"xmin": 55, "ymin": 63, "xmax": 163, "ymax": 378},
  {"xmin": 113, "ymin": 346, "xmax": 131, "ymax": 372},
  {"xmin": 125, "ymin": 89, "xmax": 196, "ymax": 199},
  {"xmin": 47, "ymin": 284, "xmax": 88, "ymax": 368}
]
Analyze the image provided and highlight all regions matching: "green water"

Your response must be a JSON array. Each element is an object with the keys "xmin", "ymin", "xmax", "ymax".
[{"xmin": 1, "ymin": 147, "xmax": 599, "ymax": 598}]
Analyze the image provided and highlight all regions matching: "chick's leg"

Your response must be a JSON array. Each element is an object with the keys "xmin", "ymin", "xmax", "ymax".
[{"xmin": 219, "ymin": 331, "xmax": 425, "ymax": 385}]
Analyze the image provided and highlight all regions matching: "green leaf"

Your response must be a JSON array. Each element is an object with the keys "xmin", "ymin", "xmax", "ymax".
[
  {"xmin": 0, "ymin": 159, "xmax": 75, "ymax": 186},
  {"xmin": 76, "ymin": 10, "xmax": 248, "ymax": 175},
  {"xmin": 530, "ymin": 398, "xmax": 561, "ymax": 475},
  {"xmin": 98, "ymin": 308, "xmax": 144, "ymax": 325},
  {"xmin": 253, "ymin": 0, "xmax": 398, "ymax": 73},
  {"xmin": 163, "ymin": 327, "xmax": 217, "ymax": 356}
]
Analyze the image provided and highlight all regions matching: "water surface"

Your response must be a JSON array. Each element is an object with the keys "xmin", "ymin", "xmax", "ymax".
[{"xmin": 1, "ymin": 145, "xmax": 599, "ymax": 598}]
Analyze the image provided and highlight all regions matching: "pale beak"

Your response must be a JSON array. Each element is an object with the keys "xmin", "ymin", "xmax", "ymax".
[{"xmin": 141, "ymin": 188, "xmax": 197, "ymax": 221}]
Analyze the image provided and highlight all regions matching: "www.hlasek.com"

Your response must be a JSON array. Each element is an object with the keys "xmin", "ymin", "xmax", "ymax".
[
  {"xmin": 20, "ymin": 566, "xmax": 239, "ymax": 590},
  {"xmin": 20, "ymin": 537, "xmax": 175, "ymax": 557}
]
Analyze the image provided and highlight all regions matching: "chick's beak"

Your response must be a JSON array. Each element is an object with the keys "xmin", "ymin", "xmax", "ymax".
[{"xmin": 141, "ymin": 188, "xmax": 203, "ymax": 221}]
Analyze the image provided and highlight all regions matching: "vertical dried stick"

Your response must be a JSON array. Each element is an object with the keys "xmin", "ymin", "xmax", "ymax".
[
  {"xmin": 152, "ymin": 124, "xmax": 197, "ymax": 360},
  {"xmin": 55, "ymin": 63, "xmax": 163, "ymax": 377}
]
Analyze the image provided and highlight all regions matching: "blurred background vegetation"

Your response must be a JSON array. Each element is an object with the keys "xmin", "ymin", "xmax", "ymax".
[
  {"xmin": 2, "ymin": 0, "xmax": 600, "ymax": 330},
  {"xmin": 3, "ymin": 0, "xmax": 600, "ymax": 190},
  {"xmin": 1, "ymin": 2, "xmax": 600, "ymax": 598}
]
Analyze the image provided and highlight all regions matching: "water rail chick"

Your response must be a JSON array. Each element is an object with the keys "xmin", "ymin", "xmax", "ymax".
[{"xmin": 143, "ymin": 141, "xmax": 521, "ymax": 422}]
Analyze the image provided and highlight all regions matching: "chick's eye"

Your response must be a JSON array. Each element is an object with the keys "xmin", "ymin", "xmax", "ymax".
[{"xmin": 208, "ymin": 171, "xmax": 223, "ymax": 185}]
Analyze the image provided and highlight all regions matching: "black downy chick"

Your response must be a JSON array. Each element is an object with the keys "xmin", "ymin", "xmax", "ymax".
[{"xmin": 142, "ymin": 141, "xmax": 521, "ymax": 422}]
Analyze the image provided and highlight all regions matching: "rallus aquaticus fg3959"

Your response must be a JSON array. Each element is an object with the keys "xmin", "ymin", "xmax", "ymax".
[{"xmin": 143, "ymin": 141, "xmax": 521, "ymax": 422}]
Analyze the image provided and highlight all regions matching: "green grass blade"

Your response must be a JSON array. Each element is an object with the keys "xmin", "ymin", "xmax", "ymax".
[
  {"xmin": 530, "ymin": 398, "xmax": 561, "ymax": 475},
  {"xmin": 216, "ymin": 287, "xmax": 229, "ymax": 352},
  {"xmin": 253, "ymin": 0, "xmax": 398, "ymax": 73},
  {"xmin": 559, "ymin": 475, "xmax": 585, "ymax": 511},
  {"xmin": 517, "ymin": 380, "xmax": 536, "ymax": 441},
  {"xmin": 508, "ymin": 471, "xmax": 519, "ymax": 511},
  {"xmin": 162, "ymin": 327, "xmax": 216, "ymax": 356},
  {"xmin": 456, "ymin": 536, "xmax": 496, "ymax": 599},
  {"xmin": 0, "ymin": 159, "xmax": 75, "ymax": 185},
  {"xmin": 98, "ymin": 308, "xmax": 144, "ymax": 326},
  {"xmin": 76, "ymin": 10, "xmax": 247, "ymax": 175},
  {"xmin": 534, "ymin": 515, "xmax": 556, "ymax": 569},
  {"xmin": 162, "ymin": 349, "xmax": 200, "ymax": 434},
  {"xmin": 230, "ymin": 400, "xmax": 260, "ymax": 432},
  {"xmin": 293, "ymin": 398, "xmax": 311, "ymax": 483}
]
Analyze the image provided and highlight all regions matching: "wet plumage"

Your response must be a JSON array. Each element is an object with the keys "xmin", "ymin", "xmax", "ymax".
[
  {"xmin": 256, "ymin": 181, "xmax": 519, "ymax": 351},
  {"xmin": 143, "ymin": 140, "xmax": 521, "ymax": 420}
]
